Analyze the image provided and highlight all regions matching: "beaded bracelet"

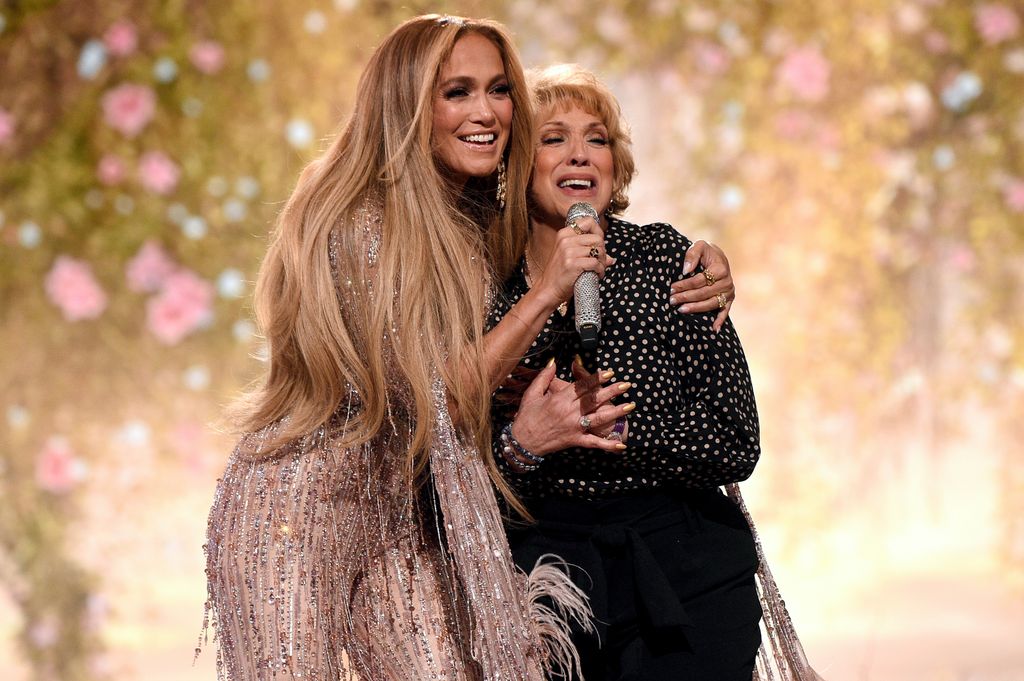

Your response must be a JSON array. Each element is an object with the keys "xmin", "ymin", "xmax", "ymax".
[{"xmin": 500, "ymin": 422, "xmax": 544, "ymax": 472}]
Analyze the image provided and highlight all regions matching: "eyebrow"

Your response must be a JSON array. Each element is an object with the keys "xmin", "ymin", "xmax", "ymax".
[
  {"xmin": 539, "ymin": 120, "xmax": 608, "ymax": 132},
  {"xmin": 438, "ymin": 74, "xmax": 509, "ymax": 89}
]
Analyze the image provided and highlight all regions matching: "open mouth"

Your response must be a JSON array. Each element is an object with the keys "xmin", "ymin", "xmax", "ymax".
[
  {"xmin": 558, "ymin": 178, "xmax": 594, "ymax": 189},
  {"xmin": 458, "ymin": 133, "xmax": 497, "ymax": 147}
]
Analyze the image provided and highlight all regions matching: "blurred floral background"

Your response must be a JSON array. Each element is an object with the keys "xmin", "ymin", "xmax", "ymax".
[{"xmin": 1, "ymin": 0, "xmax": 1022, "ymax": 679}]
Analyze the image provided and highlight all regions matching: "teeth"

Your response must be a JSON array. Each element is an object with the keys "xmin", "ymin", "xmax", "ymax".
[
  {"xmin": 559, "ymin": 179, "xmax": 593, "ymax": 189},
  {"xmin": 461, "ymin": 133, "xmax": 495, "ymax": 143}
]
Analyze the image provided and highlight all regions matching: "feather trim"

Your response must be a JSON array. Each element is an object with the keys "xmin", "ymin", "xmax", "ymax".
[{"xmin": 526, "ymin": 555, "xmax": 595, "ymax": 679}]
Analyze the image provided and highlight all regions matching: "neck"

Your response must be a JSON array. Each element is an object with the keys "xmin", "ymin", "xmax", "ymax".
[{"xmin": 527, "ymin": 216, "xmax": 561, "ymax": 268}]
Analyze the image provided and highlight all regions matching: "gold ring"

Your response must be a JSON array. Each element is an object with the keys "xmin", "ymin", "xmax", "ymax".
[
  {"xmin": 589, "ymin": 246, "xmax": 600, "ymax": 258},
  {"xmin": 570, "ymin": 220, "xmax": 582, "ymax": 235},
  {"xmin": 716, "ymin": 292, "xmax": 727, "ymax": 309},
  {"xmin": 703, "ymin": 269, "xmax": 716, "ymax": 286}
]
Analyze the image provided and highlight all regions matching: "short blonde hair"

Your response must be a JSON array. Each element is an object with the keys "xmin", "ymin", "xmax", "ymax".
[{"xmin": 528, "ymin": 64, "xmax": 636, "ymax": 214}]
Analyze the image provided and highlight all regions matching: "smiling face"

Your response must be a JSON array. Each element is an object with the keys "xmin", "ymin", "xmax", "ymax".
[
  {"xmin": 530, "ymin": 103, "xmax": 614, "ymax": 227},
  {"xmin": 431, "ymin": 32, "xmax": 513, "ymax": 187}
]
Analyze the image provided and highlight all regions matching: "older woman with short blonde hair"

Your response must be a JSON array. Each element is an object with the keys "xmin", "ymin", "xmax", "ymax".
[{"xmin": 489, "ymin": 64, "xmax": 817, "ymax": 680}]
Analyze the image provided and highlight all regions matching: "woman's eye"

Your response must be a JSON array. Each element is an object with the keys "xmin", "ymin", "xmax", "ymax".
[
  {"xmin": 443, "ymin": 87, "xmax": 469, "ymax": 99},
  {"xmin": 491, "ymin": 83, "xmax": 511, "ymax": 96},
  {"xmin": 540, "ymin": 135, "xmax": 564, "ymax": 145},
  {"xmin": 588, "ymin": 136, "xmax": 609, "ymax": 146}
]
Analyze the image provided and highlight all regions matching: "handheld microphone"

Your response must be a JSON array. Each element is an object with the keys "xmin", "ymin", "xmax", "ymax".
[{"xmin": 566, "ymin": 202, "xmax": 601, "ymax": 350}]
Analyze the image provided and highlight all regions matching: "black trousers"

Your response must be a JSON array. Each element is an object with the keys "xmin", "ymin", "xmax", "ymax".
[{"xmin": 508, "ymin": 488, "xmax": 761, "ymax": 681}]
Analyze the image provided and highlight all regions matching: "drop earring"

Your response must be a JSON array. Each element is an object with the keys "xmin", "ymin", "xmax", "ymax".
[{"xmin": 496, "ymin": 158, "xmax": 507, "ymax": 211}]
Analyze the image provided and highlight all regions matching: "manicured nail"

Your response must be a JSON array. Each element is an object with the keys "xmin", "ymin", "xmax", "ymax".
[
  {"xmin": 622, "ymin": 402, "xmax": 637, "ymax": 413},
  {"xmin": 574, "ymin": 354, "xmax": 583, "ymax": 367},
  {"xmin": 682, "ymin": 261, "xmax": 693, "ymax": 275},
  {"xmin": 546, "ymin": 357, "xmax": 555, "ymax": 368},
  {"xmin": 678, "ymin": 304, "xmax": 692, "ymax": 314},
  {"xmin": 615, "ymin": 443, "xmax": 627, "ymax": 451},
  {"xmin": 617, "ymin": 382, "xmax": 632, "ymax": 391},
  {"xmin": 601, "ymin": 370, "xmax": 615, "ymax": 380},
  {"xmin": 669, "ymin": 295, "xmax": 681, "ymax": 306}
]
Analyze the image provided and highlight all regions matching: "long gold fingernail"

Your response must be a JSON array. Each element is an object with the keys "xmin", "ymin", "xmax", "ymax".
[
  {"xmin": 601, "ymin": 370, "xmax": 615, "ymax": 380},
  {"xmin": 617, "ymin": 382, "xmax": 632, "ymax": 391},
  {"xmin": 546, "ymin": 357, "xmax": 555, "ymax": 368},
  {"xmin": 615, "ymin": 443, "xmax": 627, "ymax": 451},
  {"xmin": 574, "ymin": 354, "xmax": 583, "ymax": 367},
  {"xmin": 622, "ymin": 402, "xmax": 636, "ymax": 413}
]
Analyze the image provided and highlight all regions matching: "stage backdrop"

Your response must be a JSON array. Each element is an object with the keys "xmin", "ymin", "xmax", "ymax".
[{"xmin": 1, "ymin": 1, "xmax": 1022, "ymax": 680}]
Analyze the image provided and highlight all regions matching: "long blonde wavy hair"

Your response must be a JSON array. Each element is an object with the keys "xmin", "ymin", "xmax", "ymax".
[{"xmin": 234, "ymin": 15, "xmax": 533, "ymax": 508}]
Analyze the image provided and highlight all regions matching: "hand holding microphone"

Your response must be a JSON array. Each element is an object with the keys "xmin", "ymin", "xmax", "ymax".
[
  {"xmin": 528, "ymin": 202, "xmax": 609, "ymax": 349},
  {"xmin": 566, "ymin": 202, "xmax": 602, "ymax": 350}
]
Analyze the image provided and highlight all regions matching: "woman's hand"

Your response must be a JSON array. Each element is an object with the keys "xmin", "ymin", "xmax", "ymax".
[
  {"xmin": 669, "ymin": 239, "xmax": 735, "ymax": 332},
  {"xmin": 509, "ymin": 360, "xmax": 632, "ymax": 457},
  {"xmin": 531, "ymin": 216, "xmax": 614, "ymax": 309},
  {"xmin": 571, "ymin": 360, "xmax": 630, "ymax": 443}
]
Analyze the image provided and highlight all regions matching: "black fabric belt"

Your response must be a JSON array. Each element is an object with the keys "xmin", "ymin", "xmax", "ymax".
[{"xmin": 511, "ymin": 490, "xmax": 728, "ymax": 642}]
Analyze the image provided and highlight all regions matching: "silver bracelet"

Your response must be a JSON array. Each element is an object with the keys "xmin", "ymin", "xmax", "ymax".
[{"xmin": 500, "ymin": 423, "xmax": 543, "ymax": 472}]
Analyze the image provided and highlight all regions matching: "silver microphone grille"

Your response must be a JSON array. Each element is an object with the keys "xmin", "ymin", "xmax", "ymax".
[{"xmin": 566, "ymin": 202, "xmax": 599, "ymax": 224}]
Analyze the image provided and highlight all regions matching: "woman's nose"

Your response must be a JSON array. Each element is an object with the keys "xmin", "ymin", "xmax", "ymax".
[
  {"xmin": 568, "ymin": 138, "xmax": 591, "ymax": 166},
  {"xmin": 470, "ymin": 95, "xmax": 497, "ymax": 125}
]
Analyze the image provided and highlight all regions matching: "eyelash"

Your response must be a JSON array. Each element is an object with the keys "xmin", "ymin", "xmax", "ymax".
[
  {"xmin": 541, "ymin": 135, "xmax": 609, "ymax": 146},
  {"xmin": 443, "ymin": 84, "xmax": 512, "ymax": 99}
]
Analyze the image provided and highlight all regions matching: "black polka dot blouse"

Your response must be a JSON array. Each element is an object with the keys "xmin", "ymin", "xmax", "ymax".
[{"xmin": 487, "ymin": 218, "xmax": 761, "ymax": 500}]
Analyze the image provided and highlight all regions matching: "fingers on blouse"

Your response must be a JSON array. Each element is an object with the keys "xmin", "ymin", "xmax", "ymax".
[
  {"xmin": 669, "ymin": 239, "xmax": 736, "ymax": 332},
  {"xmin": 515, "ymin": 361, "xmax": 631, "ymax": 454}
]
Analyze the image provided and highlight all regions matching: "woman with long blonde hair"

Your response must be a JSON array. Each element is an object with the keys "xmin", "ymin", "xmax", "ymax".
[{"xmin": 203, "ymin": 15, "xmax": 607, "ymax": 680}]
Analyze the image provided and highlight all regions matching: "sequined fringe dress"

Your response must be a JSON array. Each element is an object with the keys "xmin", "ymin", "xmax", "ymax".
[{"xmin": 201, "ymin": 198, "xmax": 590, "ymax": 680}]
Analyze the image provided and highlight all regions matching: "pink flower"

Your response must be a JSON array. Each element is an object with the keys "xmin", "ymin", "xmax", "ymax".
[
  {"xmin": 35, "ymin": 436, "xmax": 86, "ymax": 494},
  {"xmin": 975, "ymin": 4, "xmax": 1020, "ymax": 45},
  {"xmin": 96, "ymin": 154, "xmax": 126, "ymax": 186},
  {"xmin": 692, "ymin": 40, "xmax": 731, "ymax": 77},
  {"xmin": 774, "ymin": 109, "xmax": 815, "ymax": 141},
  {"xmin": 816, "ymin": 124, "xmax": 841, "ymax": 152},
  {"xmin": 171, "ymin": 420, "xmax": 208, "ymax": 473},
  {"xmin": 45, "ymin": 256, "xmax": 108, "ymax": 321},
  {"xmin": 924, "ymin": 30, "xmax": 950, "ymax": 54},
  {"xmin": 137, "ymin": 150, "xmax": 180, "ymax": 195},
  {"xmin": 0, "ymin": 107, "xmax": 14, "ymax": 147},
  {"xmin": 103, "ymin": 20, "xmax": 138, "ymax": 57},
  {"xmin": 126, "ymin": 240, "xmax": 177, "ymax": 292},
  {"xmin": 29, "ymin": 617, "xmax": 60, "ymax": 648},
  {"xmin": 101, "ymin": 83, "xmax": 155, "ymax": 137},
  {"xmin": 776, "ymin": 46, "xmax": 831, "ymax": 103},
  {"xmin": 189, "ymin": 40, "xmax": 225, "ymax": 75},
  {"xmin": 1004, "ymin": 178, "xmax": 1024, "ymax": 212},
  {"xmin": 146, "ymin": 269, "xmax": 214, "ymax": 345},
  {"xmin": 948, "ymin": 244, "xmax": 976, "ymax": 272}
]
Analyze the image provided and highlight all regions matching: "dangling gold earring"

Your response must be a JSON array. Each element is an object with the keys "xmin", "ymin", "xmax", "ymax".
[{"xmin": 496, "ymin": 158, "xmax": 507, "ymax": 211}]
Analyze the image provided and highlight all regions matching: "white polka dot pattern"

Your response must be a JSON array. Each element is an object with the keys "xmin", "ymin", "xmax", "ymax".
[{"xmin": 489, "ymin": 218, "xmax": 761, "ymax": 499}]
